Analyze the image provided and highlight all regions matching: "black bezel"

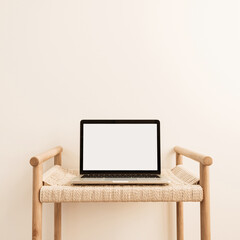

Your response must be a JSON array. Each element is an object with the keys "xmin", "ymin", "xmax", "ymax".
[{"xmin": 80, "ymin": 119, "xmax": 161, "ymax": 175}]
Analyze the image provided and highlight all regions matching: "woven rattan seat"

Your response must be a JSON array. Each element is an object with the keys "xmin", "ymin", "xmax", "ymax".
[{"xmin": 40, "ymin": 165, "xmax": 203, "ymax": 203}]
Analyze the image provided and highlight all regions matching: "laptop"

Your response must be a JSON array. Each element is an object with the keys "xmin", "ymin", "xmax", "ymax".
[{"xmin": 71, "ymin": 119, "xmax": 170, "ymax": 185}]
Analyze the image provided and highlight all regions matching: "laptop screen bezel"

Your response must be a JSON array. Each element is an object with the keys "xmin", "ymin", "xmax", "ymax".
[{"xmin": 80, "ymin": 119, "xmax": 161, "ymax": 175}]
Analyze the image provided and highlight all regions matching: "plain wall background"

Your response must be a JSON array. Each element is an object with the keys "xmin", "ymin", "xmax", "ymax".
[{"xmin": 1, "ymin": 0, "xmax": 240, "ymax": 239}]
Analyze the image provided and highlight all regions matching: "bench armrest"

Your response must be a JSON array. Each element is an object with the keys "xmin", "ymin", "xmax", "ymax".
[
  {"xmin": 174, "ymin": 146, "xmax": 213, "ymax": 166},
  {"xmin": 30, "ymin": 146, "xmax": 63, "ymax": 167}
]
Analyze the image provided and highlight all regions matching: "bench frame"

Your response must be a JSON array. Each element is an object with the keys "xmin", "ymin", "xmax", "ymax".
[{"xmin": 30, "ymin": 146, "xmax": 212, "ymax": 240}]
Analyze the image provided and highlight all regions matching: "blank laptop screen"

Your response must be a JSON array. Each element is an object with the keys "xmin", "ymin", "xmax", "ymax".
[{"xmin": 82, "ymin": 123, "xmax": 159, "ymax": 171}]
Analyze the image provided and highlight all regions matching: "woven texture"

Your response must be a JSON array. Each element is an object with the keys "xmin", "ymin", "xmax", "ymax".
[{"xmin": 40, "ymin": 166, "xmax": 203, "ymax": 203}]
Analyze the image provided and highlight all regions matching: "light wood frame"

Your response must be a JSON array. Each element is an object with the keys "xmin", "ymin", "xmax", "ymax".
[
  {"xmin": 174, "ymin": 146, "xmax": 213, "ymax": 240},
  {"xmin": 30, "ymin": 146, "xmax": 63, "ymax": 240},
  {"xmin": 30, "ymin": 145, "xmax": 213, "ymax": 240}
]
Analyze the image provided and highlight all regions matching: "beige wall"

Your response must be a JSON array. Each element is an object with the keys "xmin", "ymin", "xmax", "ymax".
[{"xmin": 1, "ymin": 0, "xmax": 240, "ymax": 239}]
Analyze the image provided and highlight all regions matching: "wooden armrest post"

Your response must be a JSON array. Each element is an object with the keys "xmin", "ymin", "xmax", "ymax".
[
  {"xmin": 30, "ymin": 146, "xmax": 63, "ymax": 240},
  {"xmin": 54, "ymin": 153, "xmax": 62, "ymax": 166},
  {"xmin": 176, "ymin": 153, "xmax": 183, "ymax": 165},
  {"xmin": 176, "ymin": 153, "xmax": 184, "ymax": 240}
]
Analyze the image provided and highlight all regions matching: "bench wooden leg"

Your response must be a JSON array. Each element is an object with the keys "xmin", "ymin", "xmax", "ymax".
[
  {"xmin": 177, "ymin": 202, "xmax": 184, "ymax": 240},
  {"xmin": 54, "ymin": 203, "xmax": 62, "ymax": 240},
  {"xmin": 176, "ymin": 153, "xmax": 184, "ymax": 240},
  {"xmin": 200, "ymin": 165, "xmax": 211, "ymax": 240},
  {"xmin": 32, "ymin": 165, "xmax": 43, "ymax": 240},
  {"xmin": 54, "ymin": 153, "xmax": 62, "ymax": 240}
]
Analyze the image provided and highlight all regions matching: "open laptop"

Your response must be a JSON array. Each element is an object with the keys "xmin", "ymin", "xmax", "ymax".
[{"xmin": 71, "ymin": 119, "xmax": 170, "ymax": 185}]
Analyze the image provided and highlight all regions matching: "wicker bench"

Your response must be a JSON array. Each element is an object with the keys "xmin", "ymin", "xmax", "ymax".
[{"xmin": 30, "ymin": 146, "xmax": 213, "ymax": 240}]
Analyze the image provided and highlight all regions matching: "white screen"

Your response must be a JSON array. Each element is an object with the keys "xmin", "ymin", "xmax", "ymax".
[{"xmin": 83, "ymin": 123, "xmax": 158, "ymax": 170}]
